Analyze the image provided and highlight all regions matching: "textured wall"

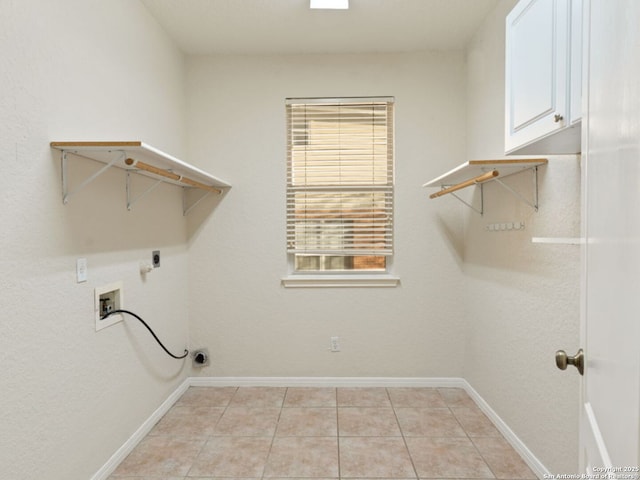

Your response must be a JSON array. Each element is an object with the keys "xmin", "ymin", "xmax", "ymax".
[
  {"xmin": 0, "ymin": 1, "xmax": 583, "ymax": 477},
  {"xmin": 0, "ymin": 1, "xmax": 191, "ymax": 478},
  {"xmin": 185, "ymin": 52, "xmax": 469, "ymax": 378},
  {"xmin": 463, "ymin": 0, "xmax": 581, "ymax": 473}
]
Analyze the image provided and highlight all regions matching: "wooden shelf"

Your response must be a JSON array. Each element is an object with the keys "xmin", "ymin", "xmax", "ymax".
[
  {"xmin": 422, "ymin": 159, "xmax": 548, "ymax": 188},
  {"xmin": 423, "ymin": 158, "xmax": 548, "ymax": 214},
  {"xmin": 51, "ymin": 141, "xmax": 230, "ymax": 190},
  {"xmin": 51, "ymin": 141, "xmax": 231, "ymax": 215}
]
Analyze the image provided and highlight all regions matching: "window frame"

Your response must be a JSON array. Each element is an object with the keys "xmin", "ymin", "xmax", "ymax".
[{"xmin": 282, "ymin": 96, "xmax": 399, "ymax": 288}]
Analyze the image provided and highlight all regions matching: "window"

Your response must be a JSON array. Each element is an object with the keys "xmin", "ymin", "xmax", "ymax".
[{"xmin": 286, "ymin": 97, "xmax": 394, "ymax": 273}]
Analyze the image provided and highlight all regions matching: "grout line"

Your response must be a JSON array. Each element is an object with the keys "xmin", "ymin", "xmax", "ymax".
[
  {"xmin": 259, "ymin": 386, "xmax": 285, "ymax": 480},
  {"xmin": 448, "ymin": 403, "xmax": 472, "ymax": 441},
  {"xmin": 469, "ymin": 435, "xmax": 500, "ymax": 480},
  {"xmin": 450, "ymin": 406, "xmax": 500, "ymax": 479},
  {"xmin": 111, "ymin": 384, "xmax": 537, "ymax": 480},
  {"xmin": 336, "ymin": 386, "xmax": 341, "ymax": 479},
  {"xmin": 184, "ymin": 385, "xmax": 238, "ymax": 478},
  {"xmin": 439, "ymin": 388, "xmax": 498, "ymax": 478},
  {"xmin": 386, "ymin": 387, "xmax": 420, "ymax": 480}
]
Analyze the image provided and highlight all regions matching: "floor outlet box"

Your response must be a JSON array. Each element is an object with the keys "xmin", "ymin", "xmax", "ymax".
[{"xmin": 95, "ymin": 281, "xmax": 124, "ymax": 331}]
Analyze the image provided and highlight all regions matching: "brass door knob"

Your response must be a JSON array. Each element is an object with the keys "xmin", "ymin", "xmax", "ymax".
[{"xmin": 555, "ymin": 349, "xmax": 584, "ymax": 376}]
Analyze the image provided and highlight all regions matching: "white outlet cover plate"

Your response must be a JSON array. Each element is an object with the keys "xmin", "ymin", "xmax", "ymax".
[
  {"xmin": 95, "ymin": 281, "xmax": 124, "ymax": 331},
  {"xmin": 76, "ymin": 258, "xmax": 87, "ymax": 283}
]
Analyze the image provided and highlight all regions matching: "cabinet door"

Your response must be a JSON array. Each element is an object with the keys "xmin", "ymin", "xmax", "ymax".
[
  {"xmin": 568, "ymin": 0, "xmax": 582, "ymax": 125},
  {"xmin": 505, "ymin": 0, "xmax": 570, "ymax": 153}
]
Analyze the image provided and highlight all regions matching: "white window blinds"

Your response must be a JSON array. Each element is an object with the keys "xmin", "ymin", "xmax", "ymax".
[{"xmin": 286, "ymin": 98, "xmax": 394, "ymax": 257}]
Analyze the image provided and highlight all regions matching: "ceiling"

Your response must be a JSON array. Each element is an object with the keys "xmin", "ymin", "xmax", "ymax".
[{"xmin": 141, "ymin": 0, "xmax": 500, "ymax": 55}]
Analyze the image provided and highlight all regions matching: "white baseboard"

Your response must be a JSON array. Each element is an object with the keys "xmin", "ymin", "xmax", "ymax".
[
  {"xmin": 90, "ymin": 377, "xmax": 191, "ymax": 480},
  {"xmin": 461, "ymin": 379, "xmax": 550, "ymax": 479},
  {"xmin": 189, "ymin": 376, "xmax": 466, "ymax": 388},
  {"xmin": 92, "ymin": 376, "xmax": 548, "ymax": 480}
]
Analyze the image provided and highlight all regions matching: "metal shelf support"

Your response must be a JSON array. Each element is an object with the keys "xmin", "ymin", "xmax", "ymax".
[
  {"xmin": 449, "ymin": 184, "xmax": 484, "ymax": 215},
  {"xmin": 183, "ymin": 188, "xmax": 213, "ymax": 216},
  {"xmin": 61, "ymin": 150, "xmax": 125, "ymax": 205},
  {"xmin": 126, "ymin": 172, "xmax": 164, "ymax": 211},
  {"xmin": 492, "ymin": 166, "xmax": 540, "ymax": 212}
]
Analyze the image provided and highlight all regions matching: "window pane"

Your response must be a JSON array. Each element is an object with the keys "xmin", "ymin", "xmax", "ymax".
[
  {"xmin": 287, "ymin": 190, "xmax": 392, "ymax": 254},
  {"xmin": 295, "ymin": 255, "xmax": 386, "ymax": 272},
  {"xmin": 286, "ymin": 98, "xmax": 394, "ymax": 271}
]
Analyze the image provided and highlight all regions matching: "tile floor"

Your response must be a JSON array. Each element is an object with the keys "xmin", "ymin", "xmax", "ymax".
[{"xmin": 109, "ymin": 386, "xmax": 538, "ymax": 479}]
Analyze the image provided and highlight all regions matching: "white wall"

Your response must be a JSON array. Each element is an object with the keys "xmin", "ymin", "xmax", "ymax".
[
  {"xmin": 186, "ymin": 52, "xmax": 469, "ymax": 378},
  {"xmin": 464, "ymin": 0, "xmax": 581, "ymax": 473},
  {"xmin": 0, "ymin": 1, "xmax": 191, "ymax": 478}
]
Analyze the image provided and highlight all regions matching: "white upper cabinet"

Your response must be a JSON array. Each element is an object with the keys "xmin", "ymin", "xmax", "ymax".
[{"xmin": 505, "ymin": 0, "xmax": 582, "ymax": 155}]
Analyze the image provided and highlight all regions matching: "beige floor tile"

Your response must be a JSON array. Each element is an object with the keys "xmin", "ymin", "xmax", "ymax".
[
  {"xmin": 405, "ymin": 436, "xmax": 494, "ymax": 479},
  {"xmin": 395, "ymin": 408, "xmax": 466, "ymax": 437},
  {"xmin": 284, "ymin": 387, "xmax": 337, "ymax": 407},
  {"xmin": 112, "ymin": 436, "xmax": 206, "ymax": 477},
  {"xmin": 451, "ymin": 407, "xmax": 501, "ymax": 437},
  {"xmin": 187, "ymin": 436, "xmax": 272, "ymax": 477},
  {"xmin": 214, "ymin": 407, "xmax": 281, "ymax": 436},
  {"xmin": 337, "ymin": 387, "xmax": 391, "ymax": 407},
  {"xmin": 176, "ymin": 386, "xmax": 238, "ymax": 407},
  {"xmin": 387, "ymin": 388, "xmax": 447, "ymax": 408},
  {"xmin": 150, "ymin": 405, "xmax": 225, "ymax": 437},
  {"xmin": 230, "ymin": 387, "xmax": 287, "ymax": 407},
  {"xmin": 111, "ymin": 386, "xmax": 531, "ymax": 480},
  {"xmin": 276, "ymin": 407, "xmax": 337, "ymax": 436},
  {"xmin": 339, "ymin": 437, "xmax": 416, "ymax": 478},
  {"xmin": 472, "ymin": 436, "xmax": 537, "ymax": 479},
  {"xmin": 338, "ymin": 407, "xmax": 401, "ymax": 436},
  {"xmin": 437, "ymin": 388, "xmax": 477, "ymax": 408},
  {"xmin": 264, "ymin": 437, "xmax": 339, "ymax": 478}
]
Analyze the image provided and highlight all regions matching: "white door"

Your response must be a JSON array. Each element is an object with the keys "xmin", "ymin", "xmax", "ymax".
[{"xmin": 579, "ymin": 0, "xmax": 640, "ymax": 471}]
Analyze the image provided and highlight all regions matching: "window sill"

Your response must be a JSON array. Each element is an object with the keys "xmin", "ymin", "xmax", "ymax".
[{"xmin": 281, "ymin": 274, "xmax": 400, "ymax": 288}]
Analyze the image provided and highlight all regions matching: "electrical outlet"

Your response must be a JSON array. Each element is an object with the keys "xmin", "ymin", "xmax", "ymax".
[
  {"xmin": 152, "ymin": 250, "xmax": 160, "ymax": 268},
  {"xmin": 330, "ymin": 336, "xmax": 340, "ymax": 352}
]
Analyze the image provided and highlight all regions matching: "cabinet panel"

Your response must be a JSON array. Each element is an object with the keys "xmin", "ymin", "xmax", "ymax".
[
  {"xmin": 505, "ymin": 0, "xmax": 581, "ymax": 155},
  {"xmin": 510, "ymin": 0, "xmax": 556, "ymax": 130},
  {"xmin": 569, "ymin": 0, "xmax": 582, "ymax": 125}
]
